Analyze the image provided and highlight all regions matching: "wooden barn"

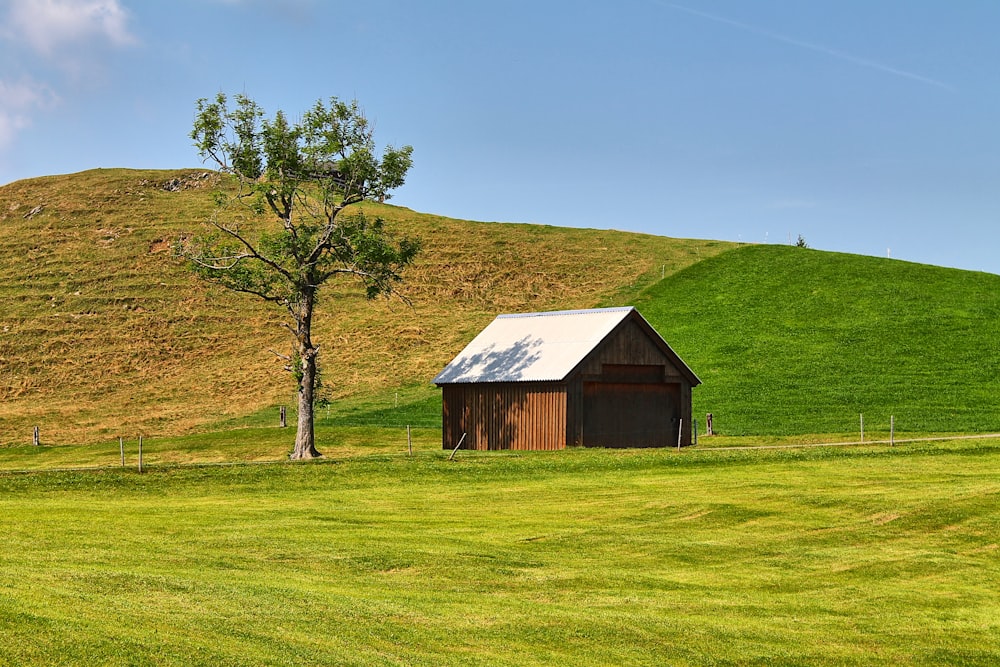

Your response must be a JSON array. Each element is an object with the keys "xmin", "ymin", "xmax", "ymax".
[{"xmin": 433, "ymin": 307, "xmax": 700, "ymax": 450}]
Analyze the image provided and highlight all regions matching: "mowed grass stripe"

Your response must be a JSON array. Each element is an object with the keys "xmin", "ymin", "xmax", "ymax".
[{"xmin": 0, "ymin": 442, "xmax": 997, "ymax": 665}]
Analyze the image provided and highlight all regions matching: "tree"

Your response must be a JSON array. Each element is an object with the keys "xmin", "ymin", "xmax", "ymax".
[{"xmin": 184, "ymin": 93, "xmax": 418, "ymax": 460}]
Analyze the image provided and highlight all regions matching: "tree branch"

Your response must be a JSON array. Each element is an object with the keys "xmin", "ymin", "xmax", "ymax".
[
  {"xmin": 268, "ymin": 349, "xmax": 292, "ymax": 362},
  {"xmin": 211, "ymin": 219, "xmax": 294, "ymax": 282},
  {"xmin": 188, "ymin": 252, "xmax": 253, "ymax": 271}
]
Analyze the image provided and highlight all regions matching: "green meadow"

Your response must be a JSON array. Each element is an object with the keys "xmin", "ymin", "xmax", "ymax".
[
  {"xmin": 637, "ymin": 244, "xmax": 1000, "ymax": 438},
  {"xmin": 1, "ymin": 440, "xmax": 998, "ymax": 665}
]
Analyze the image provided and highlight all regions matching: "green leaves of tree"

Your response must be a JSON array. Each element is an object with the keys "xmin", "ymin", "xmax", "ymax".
[
  {"xmin": 184, "ymin": 92, "xmax": 418, "ymax": 312},
  {"xmin": 191, "ymin": 93, "xmax": 413, "ymax": 208}
]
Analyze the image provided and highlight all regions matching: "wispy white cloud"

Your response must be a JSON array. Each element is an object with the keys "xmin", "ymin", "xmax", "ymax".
[
  {"xmin": 658, "ymin": 2, "xmax": 954, "ymax": 91},
  {"xmin": 5, "ymin": 0, "xmax": 137, "ymax": 56},
  {"xmin": 0, "ymin": 78, "xmax": 60, "ymax": 148},
  {"xmin": 0, "ymin": 0, "xmax": 135, "ymax": 153}
]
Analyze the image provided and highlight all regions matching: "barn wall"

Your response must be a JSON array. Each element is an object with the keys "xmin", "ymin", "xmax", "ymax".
[
  {"xmin": 442, "ymin": 383, "xmax": 567, "ymax": 451},
  {"xmin": 680, "ymin": 377, "xmax": 693, "ymax": 446},
  {"xmin": 567, "ymin": 377, "xmax": 584, "ymax": 446},
  {"xmin": 577, "ymin": 318, "xmax": 686, "ymax": 378},
  {"xmin": 568, "ymin": 316, "xmax": 696, "ymax": 447}
]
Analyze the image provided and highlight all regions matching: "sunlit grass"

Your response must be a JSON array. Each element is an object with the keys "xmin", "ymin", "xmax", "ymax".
[
  {"xmin": 637, "ymin": 244, "xmax": 1000, "ymax": 436},
  {"xmin": 0, "ymin": 169, "xmax": 730, "ymax": 445},
  {"xmin": 1, "ymin": 439, "xmax": 998, "ymax": 664}
]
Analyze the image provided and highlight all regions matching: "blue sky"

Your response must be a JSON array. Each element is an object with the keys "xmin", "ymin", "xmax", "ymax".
[{"xmin": 2, "ymin": 0, "xmax": 998, "ymax": 274}]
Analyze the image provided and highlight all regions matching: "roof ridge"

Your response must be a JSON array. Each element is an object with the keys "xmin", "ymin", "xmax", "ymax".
[{"xmin": 496, "ymin": 306, "xmax": 634, "ymax": 320}]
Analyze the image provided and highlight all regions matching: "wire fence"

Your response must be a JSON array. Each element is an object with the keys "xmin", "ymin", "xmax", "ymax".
[
  {"xmin": 696, "ymin": 432, "xmax": 1000, "ymax": 452},
  {"xmin": 5, "ymin": 428, "xmax": 1000, "ymax": 478}
]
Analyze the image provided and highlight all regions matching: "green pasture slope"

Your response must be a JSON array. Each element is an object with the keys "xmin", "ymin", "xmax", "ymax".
[
  {"xmin": 1, "ymin": 441, "xmax": 998, "ymax": 665},
  {"xmin": 3, "ymin": 169, "xmax": 998, "ymax": 444},
  {"xmin": 318, "ymin": 242, "xmax": 1000, "ymax": 442},
  {"xmin": 636, "ymin": 244, "xmax": 1000, "ymax": 437}
]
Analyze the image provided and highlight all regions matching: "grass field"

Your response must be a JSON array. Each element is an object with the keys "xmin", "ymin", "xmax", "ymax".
[
  {"xmin": 1, "ymin": 438, "xmax": 998, "ymax": 665},
  {"xmin": 635, "ymin": 244, "xmax": 1000, "ymax": 437}
]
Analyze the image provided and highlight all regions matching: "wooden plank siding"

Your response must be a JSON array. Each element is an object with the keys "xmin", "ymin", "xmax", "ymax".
[
  {"xmin": 437, "ymin": 308, "xmax": 700, "ymax": 450},
  {"xmin": 442, "ymin": 383, "xmax": 567, "ymax": 451},
  {"xmin": 582, "ymin": 381, "xmax": 679, "ymax": 448},
  {"xmin": 570, "ymin": 317, "xmax": 695, "ymax": 447},
  {"xmin": 575, "ymin": 319, "xmax": 682, "ymax": 376}
]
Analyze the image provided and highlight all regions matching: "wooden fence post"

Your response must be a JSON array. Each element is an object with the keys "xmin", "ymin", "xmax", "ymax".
[
  {"xmin": 407, "ymin": 425, "xmax": 413, "ymax": 456},
  {"xmin": 138, "ymin": 436, "xmax": 143, "ymax": 473},
  {"xmin": 280, "ymin": 406, "xmax": 287, "ymax": 428},
  {"xmin": 694, "ymin": 420, "xmax": 698, "ymax": 446},
  {"xmin": 706, "ymin": 413, "xmax": 714, "ymax": 436},
  {"xmin": 677, "ymin": 419, "xmax": 683, "ymax": 450},
  {"xmin": 448, "ymin": 433, "xmax": 467, "ymax": 461},
  {"xmin": 120, "ymin": 437, "xmax": 125, "ymax": 467},
  {"xmin": 860, "ymin": 413, "xmax": 864, "ymax": 443},
  {"xmin": 32, "ymin": 426, "xmax": 40, "ymax": 447},
  {"xmin": 890, "ymin": 416, "xmax": 895, "ymax": 446}
]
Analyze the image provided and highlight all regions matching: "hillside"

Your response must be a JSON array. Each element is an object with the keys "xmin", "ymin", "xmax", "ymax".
[
  {"xmin": 0, "ymin": 169, "xmax": 729, "ymax": 445},
  {"xmin": 4, "ymin": 169, "xmax": 997, "ymax": 446},
  {"xmin": 636, "ymin": 245, "xmax": 1000, "ymax": 436}
]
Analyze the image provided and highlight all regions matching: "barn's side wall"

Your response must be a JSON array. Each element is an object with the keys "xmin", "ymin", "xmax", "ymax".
[
  {"xmin": 567, "ymin": 317, "xmax": 695, "ymax": 447},
  {"xmin": 680, "ymin": 378, "xmax": 693, "ymax": 446},
  {"xmin": 441, "ymin": 382, "xmax": 567, "ymax": 451},
  {"xmin": 576, "ymin": 318, "xmax": 687, "ymax": 376}
]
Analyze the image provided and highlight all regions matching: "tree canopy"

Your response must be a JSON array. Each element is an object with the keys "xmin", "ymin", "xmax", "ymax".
[{"xmin": 185, "ymin": 93, "xmax": 418, "ymax": 459}]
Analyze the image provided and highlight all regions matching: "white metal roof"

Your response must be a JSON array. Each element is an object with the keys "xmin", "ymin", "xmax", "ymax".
[{"xmin": 433, "ymin": 307, "xmax": 635, "ymax": 384}]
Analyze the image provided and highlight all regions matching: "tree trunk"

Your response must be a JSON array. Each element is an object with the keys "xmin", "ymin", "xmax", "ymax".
[
  {"xmin": 290, "ymin": 290, "xmax": 322, "ymax": 460},
  {"xmin": 291, "ymin": 349, "xmax": 321, "ymax": 459}
]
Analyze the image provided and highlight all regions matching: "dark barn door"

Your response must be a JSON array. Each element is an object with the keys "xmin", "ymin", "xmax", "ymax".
[{"xmin": 582, "ymin": 382, "xmax": 679, "ymax": 447}]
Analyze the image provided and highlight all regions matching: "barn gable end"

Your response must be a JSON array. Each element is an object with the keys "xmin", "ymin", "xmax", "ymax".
[{"xmin": 434, "ymin": 307, "xmax": 699, "ymax": 451}]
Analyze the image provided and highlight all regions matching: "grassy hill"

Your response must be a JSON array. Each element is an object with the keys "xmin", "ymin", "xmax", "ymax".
[
  {"xmin": 0, "ymin": 169, "xmax": 728, "ymax": 445},
  {"xmin": 2, "ymin": 168, "xmax": 998, "ymax": 447},
  {"xmin": 635, "ymin": 245, "xmax": 1000, "ymax": 437}
]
